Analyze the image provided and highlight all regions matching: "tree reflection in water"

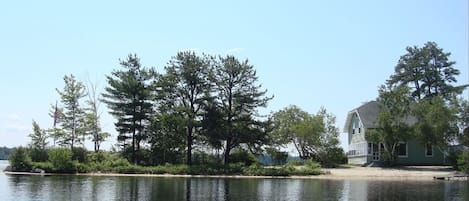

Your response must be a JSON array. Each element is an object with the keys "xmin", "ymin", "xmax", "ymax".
[{"xmin": 4, "ymin": 175, "xmax": 469, "ymax": 201}]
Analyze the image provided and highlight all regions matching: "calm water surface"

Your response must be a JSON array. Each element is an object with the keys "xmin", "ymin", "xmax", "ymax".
[{"xmin": 1, "ymin": 160, "xmax": 468, "ymax": 201}]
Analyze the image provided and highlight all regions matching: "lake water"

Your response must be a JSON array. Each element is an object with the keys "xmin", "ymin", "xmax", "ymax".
[{"xmin": 1, "ymin": 160, "xmax": 468, "ymax": 201}]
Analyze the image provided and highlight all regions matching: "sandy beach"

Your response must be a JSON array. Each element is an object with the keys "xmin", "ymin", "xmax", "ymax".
[
  {"xmin": 317, "ymin": 166, "xmax": 458, "ymax": 180},
  {"xmin": 2, "ymin": 166, "xmax": 460, "ymax": 180}
]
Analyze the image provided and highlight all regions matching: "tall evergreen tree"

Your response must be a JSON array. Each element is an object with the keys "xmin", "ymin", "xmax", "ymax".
[
  {"xmin": 159, "ymin": 51, "xmax": 212, "ymax": 165},
  {"xmin": 205, "ymin": 55, "xmax": 272, "ymax": 164},
  {"xmin": 388, "ymin": 41, "xmax": 463, "ymax": 101},
  {"xmin": 56, "ymin": 74, "xmax": 87, "ymax": 150},
  {"xmin": 386, "ymin": 42, "xmax": 463, "ymax": 155},
  {"xmin": 102, "ymin": 54, "xmax": 154, "ymax": 164}
]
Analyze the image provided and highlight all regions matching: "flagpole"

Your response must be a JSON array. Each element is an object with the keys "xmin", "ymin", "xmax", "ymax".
[{"xmin": 53, "ymin": 100, "xmax": 58, "ymax": 147}]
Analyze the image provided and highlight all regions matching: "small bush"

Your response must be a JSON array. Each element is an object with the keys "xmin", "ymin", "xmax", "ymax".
[
  {"xmin": 29, "ymin": 148, "xmax": 48, "ymax": 162},
  {"xmin": 242, "ymin": 164, "xmax": 290, "ymax": 176},
  {"xmin": 88, "ymin": 151, "xmax": 110, "ymax": 163},
  {"xmin": 75, "ymin": 162, "xmax": 91, "ymax": 173},
  {"xmin": 192, "ymin": 151, "xmax": 221, "ymax": 165},
  {"xmin": 49, "ymin": 148, "xmax": 75, "ymax": 173},
  {"xmin": 457, "ymin": 150, "xmax": 469, "ymax": 173},
  {"xmin": 113, "ymin": 165, "xmax": 143, "ymax": 174},
  {"xmin": 230, "ymin": 150, "xmax": 259, "ymax": 166},
  {"xmin": 72, "ymin": 147, "xmax": 88, "ymax": 163},
  {"xmin": 8, "ymin": 147, "xmax": 32, "ymax": 171},
  {"xmin": 287, "ymin": 160, "xmax": 305, "ymax": 166},
  {"xmin": 165, "ymin": 164, "xmax": 189, "ymax": 175},
  {"xmin": 110, "ymin": 158, "xmax": 131, "ymax": 168},
  {"xmin": 448, "ymin": 149, "xmax": 462, "ymax": 170},
  {"xmin": 31, "ymin": 162, "xmax": 54, "ymax": 172},
  {"xmin": 305, "ymin": 159, "xmax": 321, "ymax": 169}
]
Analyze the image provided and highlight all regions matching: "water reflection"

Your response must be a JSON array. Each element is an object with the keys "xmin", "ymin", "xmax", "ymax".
[{"xmin": 3, "ymin": 174, "xmax": 469, "ymax": 201}]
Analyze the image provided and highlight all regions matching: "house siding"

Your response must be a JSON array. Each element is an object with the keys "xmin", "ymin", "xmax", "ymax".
[
  {"xmin": 396, "ymin": 139, "xmax": 446, "ymax": 165},
  {"xmin": 347, "ymin": 113, "xmax": 369, "ymax": 165},
  {"xmin": 345, "ymin": 102, "xmax": 447, "ymax": 166}
]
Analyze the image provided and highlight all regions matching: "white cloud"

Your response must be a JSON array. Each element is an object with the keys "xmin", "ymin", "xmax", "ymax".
[
  {"xmin": 0, "ymin": 124, "xmax": 30, "ymax": 147},
  {"xmin": 5, "ymin": 124, "xmax": 30, "ymax": 133},
  {"xmin": 3, "ymin": 114, "xmax": 21, "ymax": 121}
]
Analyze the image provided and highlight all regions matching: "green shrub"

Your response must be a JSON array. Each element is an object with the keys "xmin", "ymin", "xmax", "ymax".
[
  {"xmin": 448, "ymin": 149, "xmax": 462, "ymax": 170},
  {"xmin": 242, "ymin": 164, "xmax": 290, "ymax": 176},
  {"xmin": 8, "ymin": 147, "xmax": 32, "ymax": 171},
  {"xmin": 49, "ymin": 148, "xmax": 75, "ymax": 173},
  {"xmin": 29, "ymin": 148, "xmax": 48, "ymax": 162},
  {"xmin": 287, "ymin": 160, "xmax": 305, "ymax": 166},
  {"xmin": 305, "ymin": 159, "xmax": 321, "ymax": 169},
  {"xmin": 322, "ymin": 147, "xmax": 347, "ymax": 167},
  {"xmin": 88, "ymin": 151, "xmax": 110, "ymax": 163},
  {"xmin": 72, "ymin": 147, "xmax": 88, "ymax": 163},
  {"xmin": 75, "ymin": 162, "xmax": 91, "ymax": 173},
  {"xmin": 187, "ymin": 163, "xmax": 243, "ymax": 175},
  {"xmin": 192, "ymin": 151, "xmax": 221, "ymax": 165},
  {"xmin": 457, "ymin": 150, "xmax": 469, "ymax": 173},
  {"xmin": 165, "ymin": 164, "xmax": 189, "ymax": 175},
  {"xmin": 289, "ymin": 167, "xmax": 322, "ymax": 175},
  {"xmin": 110, "ymin": 158, "xmax": 131, "ymax": 167},
  {"xmin": 31, "ymin": 162, "xmax": 54, "ymax": 172},
  {"xmin": 229, "ymin": 150, "xmax": 259, "ymax": 166},
  {"xmin": 113, "ymin": 165, "xmax": 143, "ymax": 174}
]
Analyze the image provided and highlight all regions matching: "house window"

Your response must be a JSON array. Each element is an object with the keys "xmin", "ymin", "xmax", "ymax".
[
  {"xmin": 397, "ymin": 142, "xmax": 408, "ymax": 158},
  {"xmin": 425, "ymin": 144, "xmax": 433, "ymax": 157},
  {"xmin": 358, "ymin": 127, "xmax": 361, "ymax": 133},
  {"xmin": 352, "ymin": 128, "xmax": 355, "ymax": 134}
]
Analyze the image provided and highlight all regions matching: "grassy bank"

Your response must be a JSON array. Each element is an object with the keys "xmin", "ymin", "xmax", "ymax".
[
  {"xmin": 26, "ymin": 162, "xmax": 321, "ymax": 176},
  {"xmin": 7, "ymin": 147, "xmax": 322, "ymax": 177}
]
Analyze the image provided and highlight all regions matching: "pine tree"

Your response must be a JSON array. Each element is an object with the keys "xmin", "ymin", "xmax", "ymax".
[
  {"xmin": 56, "ymin": 74, "xmax": 87, "ymax": 150},
  {"xmin": 388, "ymin": 41, "xmax": 462, "ymax": 101},
  {"xmin": 102, "ymin": 54, "xmax": 154, "ymax": 164},
  {"xmin": 159, "ymin": 51, "xmax": 212, "ymax": 165},
  {"xmin": 206, "ymin": 55, "xmax": 272, "ymax": 164}
]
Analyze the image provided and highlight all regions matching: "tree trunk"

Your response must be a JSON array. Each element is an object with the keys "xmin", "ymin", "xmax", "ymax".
[
  {"xmin": 224, "ymin": 140, "xmax": 231, "ymax": 165},
  {"xmin": 132, "ymin": 125, "xmax": 136, "ymax": 165},
  {"xmin": 186, "ymin": 126, "xmax": 193, "ymax": 166}
]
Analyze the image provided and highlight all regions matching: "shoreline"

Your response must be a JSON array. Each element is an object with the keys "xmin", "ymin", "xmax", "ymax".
[{"xmin": 2, "ymin": 166, "xmax": 459, "ymax": 181}]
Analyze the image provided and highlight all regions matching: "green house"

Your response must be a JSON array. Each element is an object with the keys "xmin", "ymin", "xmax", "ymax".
[{"xmin": 344, "ymin": 101, "xmax": 447, "ymax": 166}]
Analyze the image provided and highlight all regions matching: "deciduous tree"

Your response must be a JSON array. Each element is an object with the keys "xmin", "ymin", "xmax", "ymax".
[
  {"xmin": 271, "ymin": 105, "xmax": 342, "ymax": 165},
  {"xmin": 366, "ymin": 85, "xmax": 414, "ymax": 165}
]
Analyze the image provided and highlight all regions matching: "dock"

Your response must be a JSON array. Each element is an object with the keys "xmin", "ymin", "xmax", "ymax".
[{"xmin": 433, "ymin": 174, "xmax": 469, "ymax": 180}]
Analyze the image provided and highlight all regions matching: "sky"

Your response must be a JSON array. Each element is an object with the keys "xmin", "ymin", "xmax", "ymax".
[{"xmin": 0, "ymin": 1, "xmax": 467, "ymax": 152}]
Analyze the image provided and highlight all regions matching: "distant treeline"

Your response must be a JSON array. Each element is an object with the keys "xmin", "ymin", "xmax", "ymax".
[{"xmin": 0, "ymin": 147, "xmax": 14, "ymax": 160}]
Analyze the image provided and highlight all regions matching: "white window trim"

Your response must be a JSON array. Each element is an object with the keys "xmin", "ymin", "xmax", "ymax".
[
  {"xmin": 425, "ymin": 144, "xmax": 434, "ymax": 157},
  {"xmin": 397, "ymin": 142, "xmax": 408, "ymax": 158}
]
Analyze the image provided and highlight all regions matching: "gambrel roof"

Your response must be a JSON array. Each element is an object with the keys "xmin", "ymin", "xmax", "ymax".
[
  {"xmin": 343, "ymin": 101, "xmax": 417, "ymax": 132},
  {"xmin": 343, "ymin": 101, "xmax": 379, "ymax": 132}
]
